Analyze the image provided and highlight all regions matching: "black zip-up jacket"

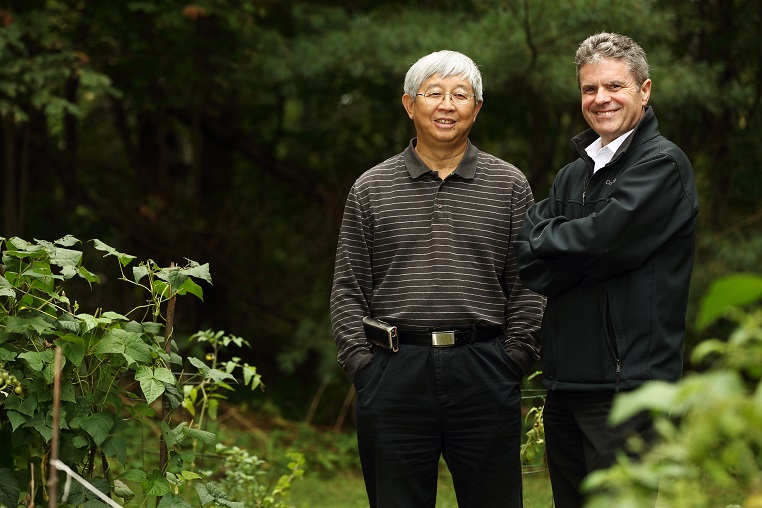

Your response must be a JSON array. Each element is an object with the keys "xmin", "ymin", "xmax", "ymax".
[{"xmin": 515, "ymin": 107, "xmax": 699, "ymax": 392}]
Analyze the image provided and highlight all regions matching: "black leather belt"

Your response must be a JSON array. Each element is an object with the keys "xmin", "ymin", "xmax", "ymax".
[{"xmin": 396, "ymin": 326, "xmax": 503, "ymax": 347}]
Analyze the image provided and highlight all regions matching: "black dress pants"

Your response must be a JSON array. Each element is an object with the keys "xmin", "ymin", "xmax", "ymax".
[
  {"xmin": 544, "ymin": 390, "xmax": 656, "ymax": 508},
  {"xmin": 353, "ymin": 338, "xmax": 523, "ymax": 508}
]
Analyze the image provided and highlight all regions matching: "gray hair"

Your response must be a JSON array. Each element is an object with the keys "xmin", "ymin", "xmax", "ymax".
[
  {"xmin": 575, "ymin": 32, "xmax": 650, "ymax": 88},
  {"xmin": 404, "ymin": 50, "xmax": 483, "ymax": 102}
]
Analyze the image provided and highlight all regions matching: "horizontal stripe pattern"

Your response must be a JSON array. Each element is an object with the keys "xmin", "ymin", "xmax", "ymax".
[{"xmin": 330, "ymin": 140, "xmax": 545, "ymax": 377}]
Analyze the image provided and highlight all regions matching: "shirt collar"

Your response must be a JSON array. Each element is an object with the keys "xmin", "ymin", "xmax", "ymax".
[
  {"xmin": 403, "ymin": 139, "xmax": 478, "ymax": 179},
  {"xmin": 585, "ymin": 128, "xmax": 635, "ymax": 159}
]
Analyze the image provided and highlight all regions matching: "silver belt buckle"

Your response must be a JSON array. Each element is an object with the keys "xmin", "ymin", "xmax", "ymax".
[{"xmin": 431, "ymin": 331, "xmax": 456, "ymax": 347}]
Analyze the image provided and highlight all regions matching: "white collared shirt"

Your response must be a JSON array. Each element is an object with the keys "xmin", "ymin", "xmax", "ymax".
[{"xmin": 585, "ymin": 129, "xmax": 634, "ymax": 173}]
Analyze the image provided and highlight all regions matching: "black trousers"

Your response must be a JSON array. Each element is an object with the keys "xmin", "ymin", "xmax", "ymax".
[
  {"xmin": 353, "ymin": 338, "xmax": 524, "ymax": 508},
  {"xmin": 544, "ymin": 390, "xmax": 656, "ymax": 508}
]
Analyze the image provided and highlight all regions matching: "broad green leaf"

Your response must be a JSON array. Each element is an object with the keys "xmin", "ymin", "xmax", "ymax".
[
  {"xmin": 77, "ymin": 313, "xmax": 100, "ymax": 333},
  {"xmin": 175, "ymin": 277, "xmax": 204, "ymax": 300},
  {"xmin": 162, "ymin": 421, "xmax": 181, "ymax": 448},
  {"xmin": 208, "ymin": 398, "xmax": 218, "ymax": 420},
  {"xmin": 102, "ymin": 434, "xmax": 128, "ymax": 465},
  {"xmin": 18, "ymin": 351, "xmax": 45, "ymax": 371},
  {"xmin": 608, "ymin": 380, "xmax": 678, "ymax": 424},
  {"xmin": 60, "ymin": 340, "xmax": 85, "ymax": 366},
  {"xmin": 188, "ymin": 356, "xmax": 210, "ymax": 375},
  {"xmin": 140, "ymin": 377, "xmax": 165, "ymax": 405},
  {"xmin": 205, "ymin": 368, "xmax": 235, "ymax": 384},
  {"xmin": 144, "ymin": 469, "xmax": 171, "ymax": 496},
  {"xmin": 5, "ymin": 315, "xmax": 55, "ymax": 337},
  {"xmin": 0, "ymin": 276, "xmax": 15, "ymax": 300},
  {"xmin": 125, "ymin": 402, "xmax": 155, "ymax": 418},
  {"xmin": 179, "ymin": 471, "xmax": 202, "ymax": 480},
  {"xmin": 153, "ymin": 367, "xmax": 175, "ymax": 384},
  {"xmin": 73, "ymin": 436, "xmax": 89, "ymax": 448},
  {"xmin": 80, "ymin": 412, "xmax": 115, "ymax": 446},
  {"xmin": 180, "ymin": 262, "xmax": 211, "ymax": 284},
  {"xmin": 132, "ymin": 264, "xmax": 150, "ymax": 283},
  {"xmin": 6, "ymin": 410, "xmax": 28, "ymax": 431},
  {"xmin": 134, "ymin": 365, "xmax": 153, "ymax": 381},
  {"xmin": 5, "ymin": 392, "xmax": 38, "ymax": 417},
  {"xmin": 142, "ymin": 321, "xmax": 163, "ymax": 335},
  {"xmin": 81, "ymin": 477, "xmax": 111, "ymax": 504},
  {"xmin": 7, "ymin": 237, "xmax": 39, "ymax": 252},
  {"xmin": 242, "ymin": 365, "xmax": 262, "ymax": 390},
  {"xmin": 153, "ymin": 280, "xmax": 171, "ymax": 298},
  {"xmin": 56, "ymin": 315, "xmax": 82, "ymax": 333},
  {"xmin": 78, "ymin": 265, "xmax": 100, "ymax": 283},
  {"xmin": 117, "ymin": 469, "xmax": 148, "ymax": 483},
  {"xmin": 0, "ymin": 467, "xmax": 20, "ymax": 508},
  {"xmin": 195, "ymin": 483, "xmax": 242, "ymax": 508},
  {"xmin": 157, "ymin": 492, "xmax": 193, "ymax": 508},
  {"xmin": 47, "ymin": 247, "xmax": 82, "ymax": 271},
  {"xmin": 165, "ymin": 269, "xmax": 188, "ymax": 292},
  {"xmin": 0, "ymin": 347, "xmax": 16, "ymax": 361},
  {"xmin": 164, "ymin": 383, "xmax": 184, "ymax": 409},
  {"xmin": 95, "ymin": 328, "xmax": 152, "ymax": 365},
  {"xmin": 102, "ymin": 311, "xmax": 129, "ymax": 321},
  {"xmin": 112, "ymin": 479, "xmax": 134, "ymax": 501},
  {"xmin": 695, "ymin": 273, "xmax": 762, "ymax": 330},
  {"xmin": 91, "ymin": 239, "xmax": 136, "ymax": 267},
  {"xmin": 183, "ymin": 426, "xmax": 216, "ymax": 445},
  {"xmin": 54, "ymin": 235, "xmax": 80, "ymax": 247},
  {"xmin": 25, "ymin": 413, "xmax": 53, "ymax": 442},
  {"xmin": 60, "ymin": 381, "xmax": 76, "ymax": 403}
]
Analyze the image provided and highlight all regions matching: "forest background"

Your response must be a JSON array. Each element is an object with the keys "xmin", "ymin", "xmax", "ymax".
[{"xmin": 1, "ymin": 0, "xmax": 760, "ymax": 433}]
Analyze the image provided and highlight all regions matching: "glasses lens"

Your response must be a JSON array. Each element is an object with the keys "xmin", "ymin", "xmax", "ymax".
[
  {"xmin": 424, "ymin": 92, "xmax": 443, "ymax": 104},
  {"xmin": 422, "ymin": 92, "xmax": 472, "ymax": 105}
]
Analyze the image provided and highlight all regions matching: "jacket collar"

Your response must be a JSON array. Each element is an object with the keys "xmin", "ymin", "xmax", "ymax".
[{"xmin": 572, "ymin": 106, "xmax": 659, "ymax": 163}]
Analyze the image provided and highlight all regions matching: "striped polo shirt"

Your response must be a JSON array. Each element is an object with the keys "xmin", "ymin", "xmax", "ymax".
[{"xmin": 330, "ymin": 138, "xmax": 545, "ymax": 378}]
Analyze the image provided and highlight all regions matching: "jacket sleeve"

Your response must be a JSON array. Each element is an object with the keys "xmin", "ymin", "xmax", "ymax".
[
  {"xmin": 503, "ymin": 179, "xmax": 546, "ymax": 374},
  {"xmin": 524, "ymin": 151, "xmax": 698, "ymax": 280},
  {"xmin": 515, "ymin": 180, "xmax": 585, "ymax": 297},
  {"xmin": 329, "ymin": 185, "xmax": 373, "ymax": 379}
]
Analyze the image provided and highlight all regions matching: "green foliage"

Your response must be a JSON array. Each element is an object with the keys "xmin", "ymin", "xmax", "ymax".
[
  {"xmin": 267, "ymin": 423, "xmax": 360, "ymax": 475},
  {"xmin": 0, "ymin": 236, "xmax": 280, "ymax": 506},
  {"xmin": 520, "ymin": 402, "xmax": 546, "ymax": 466},
  {"xmin": 582, "ymin": 273, "xmax": 762, "ymax": 507},
  {"xmin": 202, "ymin": 444, "xmax": 305, "ymax": 507}
]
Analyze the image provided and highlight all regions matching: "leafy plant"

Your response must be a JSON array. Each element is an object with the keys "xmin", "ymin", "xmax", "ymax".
[
  {"xmin": 520, "ymin": 401, "xmax": 546, "ymax": 467},
  {"xmin": 0, "ymin": 235, "xmax": 278, "ymax": 507},
  {"xmin": 582, "ymin": 273, "xmax": 762, "ymax": 508},
  {"xmin": 201, "ymin": 444, "xmax": 305, "ymax": 508}
]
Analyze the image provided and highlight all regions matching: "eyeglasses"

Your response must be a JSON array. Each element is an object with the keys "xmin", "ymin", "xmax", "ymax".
[{"xmin": 415, "ymin": 91, "xmax": 475, "ymax": 106}]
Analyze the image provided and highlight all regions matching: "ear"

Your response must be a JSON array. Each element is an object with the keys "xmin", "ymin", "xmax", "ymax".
[
  {"xmin": 640, "ymin": 79, "xmax": 652, "ymax": 105},
  {"xmin": 473, "ymin": 100, "xmax": 483, "ymax": 120},
  {"xmin": 402, "ymin": 94, "xmax": 415, "ymax": 119}
]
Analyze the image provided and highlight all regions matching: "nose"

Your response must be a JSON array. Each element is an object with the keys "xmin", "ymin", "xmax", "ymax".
[
  {"xmin": 438, "ymin": 94, "xmax": 457, "ymax": 109},
  {"xmin": 594, "ymin": 88, "xmax": 611, "ymax": 104}
]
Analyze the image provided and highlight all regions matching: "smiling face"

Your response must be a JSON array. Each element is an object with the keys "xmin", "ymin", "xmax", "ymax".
[
  {"xmin": 402, "ymin": 74, "xmax": 482, "ymax": 152},
  {"xmin": 579, "ymin": 58, "xmax": 651, "ymax": 145}
]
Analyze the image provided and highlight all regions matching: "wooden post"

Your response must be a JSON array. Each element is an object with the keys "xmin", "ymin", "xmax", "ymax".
[{"xmin": 48, "ymin": 347, "xmax": 63, "ymax": 507}]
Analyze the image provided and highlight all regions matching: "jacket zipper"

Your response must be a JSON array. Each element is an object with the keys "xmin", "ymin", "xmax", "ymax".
[
  {"xmin": 603, "ymin": 292, "xmax": 622, "ymax": 391},
  {"xmin": 583, "ymin": 176, "xmax": 589, "ymax": 205}
]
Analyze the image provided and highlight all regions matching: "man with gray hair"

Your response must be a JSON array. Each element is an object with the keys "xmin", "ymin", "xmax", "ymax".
[
  {"xmin": 516, "ymin": 32, "xmax": 699, "ymax": 507},
  {"xmin": 330, "ymin": 50, "xmax": 545, "ymax": 507}
]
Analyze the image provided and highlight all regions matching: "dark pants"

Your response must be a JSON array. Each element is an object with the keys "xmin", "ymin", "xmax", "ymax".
[
  {"xmin": 544, "ymin": 390, "xmax": 656, "ymax": 508},
  {"xmin": 353, "ymin": 338, "xmax": 523, "ymax": 508}
]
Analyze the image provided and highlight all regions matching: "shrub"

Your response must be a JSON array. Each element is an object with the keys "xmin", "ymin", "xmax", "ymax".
[{"xmin": 583, "ymin": 273, "xmax": 762, "ymax": 508}]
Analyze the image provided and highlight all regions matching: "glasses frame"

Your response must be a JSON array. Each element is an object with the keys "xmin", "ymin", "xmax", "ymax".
[{"xmin": 415, "ymin": 92, "xmax": 476, "ymax": 106}]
